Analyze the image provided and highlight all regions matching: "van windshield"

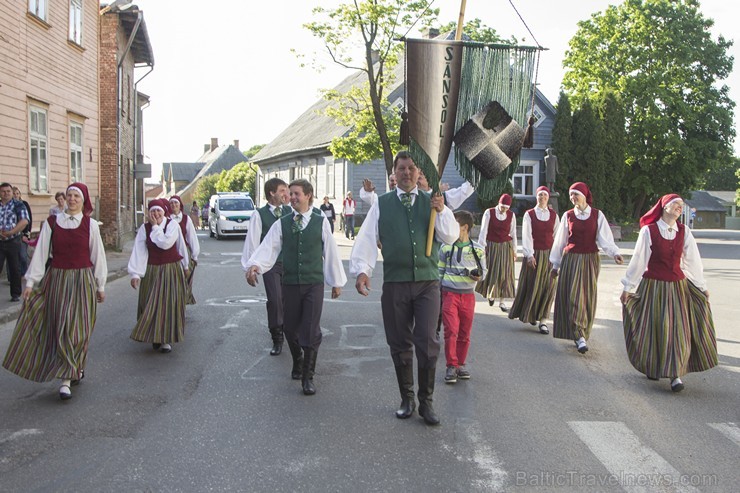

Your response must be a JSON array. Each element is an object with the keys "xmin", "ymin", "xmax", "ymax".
[{"xmin": 219, "ymin": 198, "xmax": 254, "ymax": 211}]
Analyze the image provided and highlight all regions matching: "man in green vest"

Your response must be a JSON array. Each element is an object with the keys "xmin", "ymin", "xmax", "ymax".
[
  {"xmin": 349, "ymin": 152, "xmax": 460, "ymax": 425},
  {"xmin": 245, "ymin": 179, "xmax": 346, "ymax": 396},
  {"xmin": 242, "ymin": 178, "xmax": 291, "ymax": 356}
]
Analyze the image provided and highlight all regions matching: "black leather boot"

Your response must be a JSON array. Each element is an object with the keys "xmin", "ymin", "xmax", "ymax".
[
  {"xmin": 394, "ymin": 365, "xmax": 416, "ymax": 419},
  {"xmin": 417, "ymin": 367, "xmax": 440, "ymax": 426},
  {"xmin": 301, "ymin": 347, "xmax": 317, "ymax": 395},
  {"xmin": 269, "ymin": 326, "xmax": 284, "ymax": 356},
  {"xmin": 287, "ymin": 340, "xmax": 303, "ymax": 380}
]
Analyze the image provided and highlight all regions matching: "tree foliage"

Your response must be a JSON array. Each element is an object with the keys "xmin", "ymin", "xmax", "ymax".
[
  {"xmin": 216, "ymin": 162, "xmax": 258, "ymax": 198},
  {"xmin": 437, "ymin": 18, "xmax": 515, "ymax": 44},
  {"xmin": 562, "ymin": 0, "xmax": 735, "ymax": 217},
  {"xmin": 193, "ymin": 174, "xmax": 219, "ymax": 210},
  {"xmin": 701, "ymin": 156, "xmax": 739, "ymax": 191},
  {"xmin": 595, "ymin": 90, "xmax": 627, "ymax": 220},
  {"xmin": 303, "ymin": 1, "xmax": 438, "ymax": 176},
  {"xmin": 242, "ymin": 144, "xmax": 265, "ymax": 161},
  {"xmin": 551, "ymin": 91, "xmax": 574, "ymax": 212},
  {"xmin": 571, "ymin": 99, "xmax": 607, "ymax": 210}
]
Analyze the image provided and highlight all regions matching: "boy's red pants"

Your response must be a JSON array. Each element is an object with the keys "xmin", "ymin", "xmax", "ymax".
[{"xmin": 441, "ymin": 291, "xmax": 476, "ymax": 367}]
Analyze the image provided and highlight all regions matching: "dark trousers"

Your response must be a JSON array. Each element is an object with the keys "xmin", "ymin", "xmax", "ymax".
[
  {"xmin": 282, "ymin": 283, "xmax": 324, "ymax": 349},
  {"xmin": 381, "ymin": 280, "xmax": 441, "ymax": 369},
  {"xmin": 0, "ymin": 237, "xmax": 23, "ymax": 298},
  {"xmin": 344, "ymin": 215, "xmax": 355, "ymax": 238},
  {"xmin": 328, "ymin": 219, "xmax": 335, "ymax": 234},
  {"xmin": 263, "ymin": 262, "xmax": 284, "ymax": 330}
]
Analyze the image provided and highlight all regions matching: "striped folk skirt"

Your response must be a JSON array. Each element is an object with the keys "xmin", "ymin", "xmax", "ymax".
[
  {"xmin": 475, "ymin": 240, "xmax": 515, "ymax": 302},
  {"xmin": 553, "ymin": 252, "xmax": 600, "ymax": 341},
  {"xmin": 622, "ymin": 278, "xmax": 717, "ymax": 379},
  {"xmin": 509, "ymin": 249, "xmax": 556, "ymax": 324},
  {"xmin": 186, "ymin": 257, "xmax": 197, "ymax": 305},
  {"xmin": 2, "ymin": 267, "xmax": 97, "ymax": 382},
  {"xmin": 130, "ymin": 262, "xmax": 186, "ymax": 344}
]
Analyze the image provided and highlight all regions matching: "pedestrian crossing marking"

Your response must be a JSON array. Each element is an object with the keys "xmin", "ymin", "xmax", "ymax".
[
  {"xmin": 568, "ymin": 421, "xmax": 701, "ymax": 492},
  {"xmin": 708, "ymin": 422, "xmax": 740, "ymax": 447}
]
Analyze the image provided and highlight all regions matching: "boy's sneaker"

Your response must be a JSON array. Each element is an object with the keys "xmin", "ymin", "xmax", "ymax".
[
  {"xmin": 444, "ymin": 366, "xmax": 458, "ymax": 384},
  {"xmin": 457, "ymin": 366, "xmax": 471, "ymax": 380}
]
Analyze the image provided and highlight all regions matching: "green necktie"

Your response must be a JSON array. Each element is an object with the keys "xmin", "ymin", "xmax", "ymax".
[
  {"xmin": 274, "ymin": 206, "xmax": 283, "ymax": 218},
  {"xmin": 292, "ymin": 214, "xmax": 303, "ymax": 233},
  {"xmin": 401, "ymin": 192, "xmax": 412, "ymax": 210}
]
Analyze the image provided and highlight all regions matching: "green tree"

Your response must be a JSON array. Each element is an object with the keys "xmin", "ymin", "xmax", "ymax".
[
  {"xmin": 571, "ymin": 99, "xmax": 607, "ymax": 210},
  {"xmin": 596, "ymin": 89, "xmax": 627, "ymax": 220},
  {"xmin": 303, "ymin": 0, "xmax": 438, "ymax": 176},
  {"xmin": 242, "ymin": 144, "xmax": 265, "ymax": 161},
  {"xmin": 551, "ymin": 91, "xmax": 574, "ymax": 211},
  {"xmin": 562, "ymin": 0, "xmax": 735, "ymax": 217},
  {"xmin": 701, "ymin": 156, "xmax": 739, "ymax": 190},
  {"xmin": 216, "ymin": 162, "xmax": 258, "ymax": 197},
  {"xmin": 437, "ymin": 18, "xmax": 515, "ymax": 44},
  {"xmin": 193, "ymin": 174, "xmax": 219, "ymax": 210}
]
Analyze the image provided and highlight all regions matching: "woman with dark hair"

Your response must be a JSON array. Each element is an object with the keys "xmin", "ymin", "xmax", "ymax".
[
  {"xmin": 3, "ymin": 183, "xmax": 107, "ymax": 400},
  {"xmin": 128, "ymin": 199, "xmax": 189, "ymax": 353},
  {"xmin": 169, "ymin": 195, "xmax": 200, "ymax": 304},
  {"xmin": 476, "ymin": 193, "xmax": 517, "ymax": 312},
  {"xmin": 49, "ymin": 191, "xmax": 66, "ymax": 216},
  {"xmin": 550, "ymin": 182, "xmax": 623, "ymax": 354},
  {"xmin": 509, "ymin": 186, "xmax": 559, "ymax": 334},
  {"xmin": 620, "ymin": 194, "xmax": 717, "ymax": 392}
]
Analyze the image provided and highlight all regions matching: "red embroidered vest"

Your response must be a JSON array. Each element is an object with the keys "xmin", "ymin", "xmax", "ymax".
[
  {"xmin": 528, "ymin": 208, "xmax": 556, "ymax": 251},
  {"xmin": 49, "ymin": 215, "xmax": 93, "ymax": 269},
  {"xmin": 145, "ymin": 220, "xmax": 183, "ymax": 265},
  {"xmin": 486, "ymin": 208, "xmax": 513, "ymax": 243},
  {"xmin": 643, "ymin": 222, "xmax": 685, "ymax": 282},
  {"xmin": 176, "ymin": 215, "xmax": 191, "ymax": 249},
  {"xmin": 564, "ymin": 209, "xmax": 599, "ymax": 254}
]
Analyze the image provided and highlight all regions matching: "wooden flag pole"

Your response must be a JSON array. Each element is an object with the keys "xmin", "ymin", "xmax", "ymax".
[{"xmin": 425, "ymin": 0, "xmax": 466, "ymax": 256}]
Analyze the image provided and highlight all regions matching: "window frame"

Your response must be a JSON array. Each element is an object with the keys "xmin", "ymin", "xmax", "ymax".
[
  {"xmin": 511, "ymin": 160, "xmax": 538, "ymax": 197},
  {"xmin": 68, "ymin": 0, "xmax": 83, "ymax": 45},
  {"xmin": 70, "ymin": 121, "xmax": 84, "ymax": 182},
  {"xmin": 29, "ymin": 104, "xmax": 50, "ymax": 193},
  {"xmin": 28, "ymin": 0, "xmax": 48, "ymax": 22}
]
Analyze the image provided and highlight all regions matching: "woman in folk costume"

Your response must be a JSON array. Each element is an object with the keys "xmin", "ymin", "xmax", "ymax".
[
  {"xmin": 550, "ymin": 182, "xmax": 623, "ymax": 354},
  {"xmin": 3, "ymin": 183, "xmax": 107, "ymax": 401},
  {"xmin": 620, "ymin": 194, "xmax": 717, "ymax": 392},
  {"xmin": 128, "ymin": 199, "xmax": 189, "ymax": 353},
  {"xmin": 508, "ymin": 186, "xmax": 559, "ymax": 334},
  {"xmin": 169, "ymin": 195, "xmax": 200, "ymax": 304},
  {"xmin": 476, "ymin": 193, "xmax": 517, "ymax": 312}
]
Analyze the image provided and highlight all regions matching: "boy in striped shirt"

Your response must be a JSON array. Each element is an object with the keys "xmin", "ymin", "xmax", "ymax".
[{"xmin": 438, "ymin": 210, "xmax": 487, "ymax": 383}]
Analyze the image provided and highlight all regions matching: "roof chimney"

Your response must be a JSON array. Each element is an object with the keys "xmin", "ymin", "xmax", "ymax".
[
  {"xmin": 233, "ymin": 139, "xmax": 239, "ymax": 150},
  {"xmin": 204, "ymin": 144, "xmax": 210, "ymax": 153},
  {"xmin": 427, "ymin": 28, "xmax": 440, "ymax": 39},
  {"xmin": 210, "ymin": 137, "xmax": 219, "ymax": 151}
]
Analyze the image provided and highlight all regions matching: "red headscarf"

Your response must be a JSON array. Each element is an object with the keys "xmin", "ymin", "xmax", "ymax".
[
  {"xmin": 148, "ymin": 198, "xmax": 171, "ymax": 216},
  {"xmin": 535, "ymin": 186, "xmax": 550, "ymax": 197},
  {"xmin": 639, "ymin": 194, "xmax": 682, "ymax": 228},
  {"xmin": 67, "ymin": 182, "xmax": 93, "ymax": 217},
  {"xmin": 498, "ymin": 193, "xmax": 512, "ymax": 207},
  {"xmin": 569, "ymin": 182, "xmax": 593, "ymax": 206},
  {"xmin": 169, "ymin": 195, "xmax": 185, "ymax": 214}
]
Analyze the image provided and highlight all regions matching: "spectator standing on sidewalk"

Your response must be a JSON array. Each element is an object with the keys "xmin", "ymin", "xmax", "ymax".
[
  {"xmin": 0, "ymin": 183, "xmax": 30, "ymax": 302},
  {"xmin": 438, "ymin": 211, "xmax": 486, "ymax": 384},
  {"xmin": 189, "ymin": 201, "xmax": 201, "ymax": 230},
  {"xmin": 476, "ymin": 193, "xmax": 517, "ymax": 312},
  {"xmin": 2, "ymin": 183, "xmax": 107, "ymax": 401},
  {"xmin": 49, "ymin": 191, "xmax": 66, "ymax": 216},
  {"xmin": 201, "ymin": 203, "xmax": 209, "ymax": 230},
  {"xmin": 550, "ymin": 182, "xmax": 623, "ymax": 355},
  {"xmin": 12, "ymin": 187, "xmax": 32, "ymax": 276},
  {"xmin": 342, "ymin": 191, "xmax": 356, "ymax": 240},
  {"xmin": 169, "ymin": 195, "xmax": 200, "ymax": 304},
  {"xmin": 508, "ymin": 186, "xmax": 559, "ymax": 334},
  {"xmin": 128, "ymin": 199, "xmax": 189, "ymax": 354},
  {"xmin": 319, "ymin": 196, "xmax": 336, "ymax": 234},
  {"xmin": 242, "ymin": 178, "xmax": 292, "ymax": 357},
  {"xmin": 620, "ymin": 194, "xmax": 717, "ymax": 392},
  {"xmin": 246, "ymin": 179, "xmax": 346, "ymax": 396}
]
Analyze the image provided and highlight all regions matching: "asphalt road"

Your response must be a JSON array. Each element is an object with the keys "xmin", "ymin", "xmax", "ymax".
[{"xmin": 0, "ymin": 230, "xmax": 738, "ymax": 492}]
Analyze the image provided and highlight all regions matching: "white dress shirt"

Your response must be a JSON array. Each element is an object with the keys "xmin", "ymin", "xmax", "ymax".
[
  {"xmin": 621, "ymin": 219, "xmax": 706, "ymax": 291},
  {"xmin": 128, "ymin": 219, "xmax": 189, "ymax": 279},
  {"xmin": 25, "ymin": 212, "xmax": 108, "ymax": 291},
  {"xmin": 521, "ymin": 207, "xmax": 560, "ymax": 259},
  {"xmin": 348, "ymin": 187, "xmax": 460, "ymax": 278},
  {"xmin": 245, "ymin": 210, "xmax": 347, "ymax": 288},
  {"xmin": 477, "ymin": 207, "xmax": 518, "ymax": 254},
  {"xmin": 443, "ymin": 181, "xmax": 475, "ymax": 210},
  {"xmin": 170, "ymin": 213, "xmax": 200, "ymax": 261},
  {"xmin": 241, "ymin": 204, "xmax": 289, "ymax": 270},
  {"xmin": 549, "ymin": 206, "xmax": 620, "ymax": 269}
]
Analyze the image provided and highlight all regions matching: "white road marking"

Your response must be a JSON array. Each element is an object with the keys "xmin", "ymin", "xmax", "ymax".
[
  {"xmin": 708, "ymin": 422, "xmax": 740, "ymax": 447},
  {"xmin": 0, "ymin": 428, "xmax": 43, "ymax": 444},
  {"xmin": 569, "ymin": 421, "xmax": 700, "ymax": 493},
  {"xmin": 240, "ymin": 353, "xmax": 268, "ymax": 380}
]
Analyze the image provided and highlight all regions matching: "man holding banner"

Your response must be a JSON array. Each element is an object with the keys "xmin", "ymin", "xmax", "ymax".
[{"xmin": 350, "ymin": 151, "xmax": 459, "ymax": 426}]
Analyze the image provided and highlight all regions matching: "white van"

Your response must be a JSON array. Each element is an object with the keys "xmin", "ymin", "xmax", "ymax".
[{"xmin": 208, "ymin": 192, "xmax": 256, "ymax": 240}]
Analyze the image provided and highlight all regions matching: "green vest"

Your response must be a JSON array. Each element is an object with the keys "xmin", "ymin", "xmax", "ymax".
[
  {"xmin": 259, "ymin": 204, "xmax": 291, "ymax": 263},
  {"xmin": 281, "ymin": 210, "xmax": 324, "ymax": 285},
  {"xmin": 378, "ymin": 191, "xmax": 440, "ymax": 282}
]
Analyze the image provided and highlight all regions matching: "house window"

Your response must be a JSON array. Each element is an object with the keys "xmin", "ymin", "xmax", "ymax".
[
  {"xmin": 29, "ymin": 105, "xmax": 49, "ymax": 193},
  {"xmin": 325, "ymin": 158, "xmax": 335, "ymax": 198},
  {"xmin": 69, "ymin": 0, "xmax": 83, "ymax": 44},
  {"xmin": 70, "ymin": 122, "xmax": 83, "ymax": 182},
  {"xmin": 512, "ymin": 162, "xmax": 536, "ymax": 196},
  {"xmin": 531, "ymin": 104, "xmax": 546, "ymax": 128},
  {"xmin": 29, "ymin": 0, "xmax": 47, "ymax": 21}
]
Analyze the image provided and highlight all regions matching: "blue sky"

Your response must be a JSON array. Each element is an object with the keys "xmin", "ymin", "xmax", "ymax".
[{"xmin": 131, "ymin": 0, "xmax": 739, "ymax": 180}]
